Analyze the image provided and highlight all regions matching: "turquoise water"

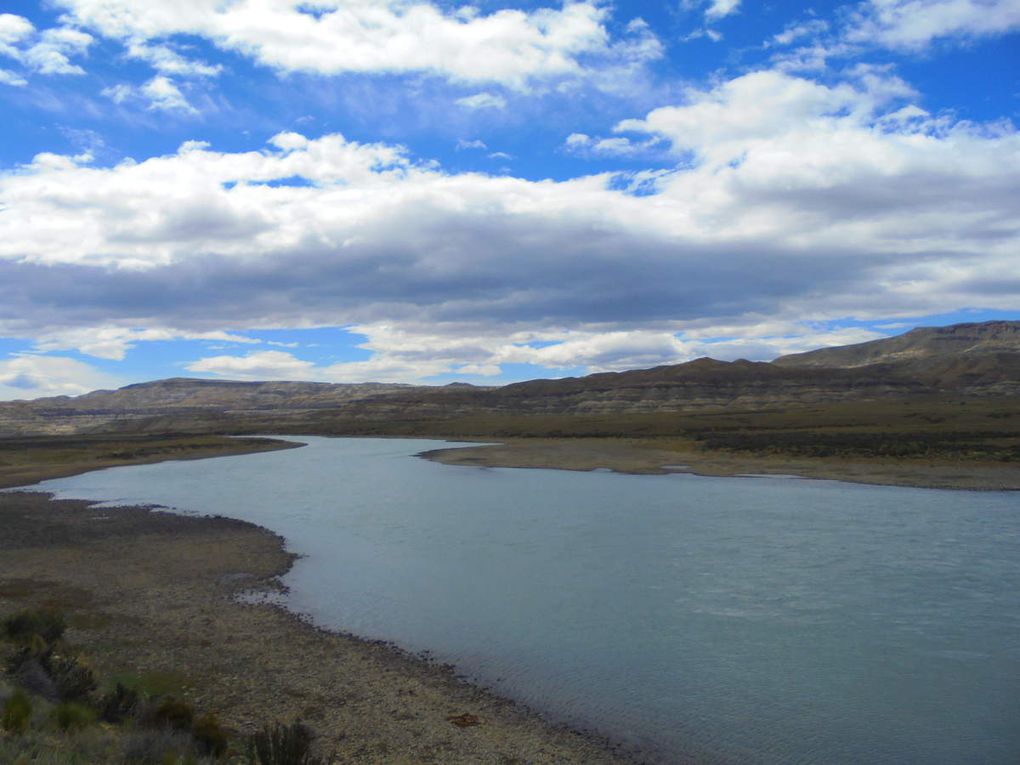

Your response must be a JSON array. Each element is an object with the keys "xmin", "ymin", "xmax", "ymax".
[{"xmin": 27, "ymin": 437, "xmax": 1020, "ymax": 764}]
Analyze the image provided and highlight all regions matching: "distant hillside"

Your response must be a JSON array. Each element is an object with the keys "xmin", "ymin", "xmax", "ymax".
[
  {"xmin": 0, "ymin": 378, "xmax": 420, "ymax": 436},
  {"xmin": 774, "ymin": 321, "xmax": 1020, "ymax": 368},
  {"xmin": 1, "ymin": 320, "xmax": 1018, "ymax": 437}
]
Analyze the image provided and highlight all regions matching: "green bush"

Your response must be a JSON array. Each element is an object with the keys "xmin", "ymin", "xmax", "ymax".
[
  {"xmin": 99, "ymin": 682, "xmax": 140, "ymax": 723},
  {"xmin": 3, "ymin": 609, "xmax": 66, "ymax": 644},
  {"xmin": 192, "ymin": 712, "xmax": 229, "ymax": 758},
  {"xmin": 52, "ymin": 701, "xmax": 96, "ymax": 731},
  {"xmin": 247, "ymin": 721, "xmax": 322, "ymax": 765},
  {"xmin": 1, "ymin": 688, "xmax": 32, "ymax": 734},
  {"xmin": 152, "ymin": 697, "xmax": 195, "ymax": 732},
  {"xmin": 48, "ymin": 654, "xmax": 98, "ymax": 703},
  {"xmin": 122, "ymin": 727, "xmax": 199, "ymax": 764}
]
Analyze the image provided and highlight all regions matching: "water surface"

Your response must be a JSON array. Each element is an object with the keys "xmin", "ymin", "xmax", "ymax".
[{"xmin": 28, "ymin": 437, "xmax": 1020, "ymax": 764}]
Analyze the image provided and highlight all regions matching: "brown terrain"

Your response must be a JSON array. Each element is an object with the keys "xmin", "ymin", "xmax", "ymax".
[{"xmin": 1, "ymin": 320, "xmax": 1017, "ymax": 489}]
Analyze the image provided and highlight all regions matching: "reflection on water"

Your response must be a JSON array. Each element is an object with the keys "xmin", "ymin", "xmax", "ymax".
[{"xmin": 31, "ymin": 437, "xmax": 1020, "ymax": 765}]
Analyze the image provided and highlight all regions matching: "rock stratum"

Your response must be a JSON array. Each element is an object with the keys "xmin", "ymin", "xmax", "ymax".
[{"xmin": 1, "ymin": 320, "xmax": 1018, "ymax": 438}]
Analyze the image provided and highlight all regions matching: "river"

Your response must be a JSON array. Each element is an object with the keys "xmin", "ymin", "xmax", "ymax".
[{"xmin": 27, "ymin": 437, "xmax": 1020, "ymax": 764}]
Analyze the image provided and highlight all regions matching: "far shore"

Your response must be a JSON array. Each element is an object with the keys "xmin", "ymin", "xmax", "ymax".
[
  {"xmin": 0, "ymin": 433, "xmax": 303, "ymax": 490},
  {"xmin": 418, "ymin": 437, "xmax": 1020, "ymax": 491}
]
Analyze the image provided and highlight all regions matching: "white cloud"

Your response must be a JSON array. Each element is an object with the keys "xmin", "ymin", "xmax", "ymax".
[
  {"xmin": 126, "ymin": 42, "xmax": 222, "ymax": 77},
  {"xmin": 0, "ymin": 68, "xmax": 1018, "ymax": 380},
  {"xmin": 187, "ymin": 349, "xmax": 315, "ymax": 380},
  {"xmin": 217, "ymin": 323, "xmax": 891, "ymax": 383},
  {"xmin": 705, "ymin": 0, "xmax": 741, "ymax": 21},
  {"xmin": 141, "ymin": 75, "xmax": 196, "ymax": 113},
  {"xmin": 847, "ymin": 0, "xmax": 1020, "ymax": 50},
  {"xmin": 456, "ymin": 138, "xmax": 487, "ymax": 150},
  {"xmin": 0, "ymin": 14, "xmax": 34, "ymax": 51},
  {"xmin": 32, "ymin": 327, "xmax": 259, "ymax": 360},
  {"xmin": 563, "ymin": 132, "xmax": 661, "ymax": 157},
  {"xmin": 0, "ymin": 68, "xmax": 27, "ymax": 86},
  {"xmin": 0, "ymin": 355, "xmax": 123, "ymax": 401},
  {"xmin": 101, "ymin": 75, "xmax": 198, "ymax": 112},
  {"xmin": 0, "ymin": 15, "xmax": 91, "ymax": 78},
  {"xmin": 23, "ymin": 26, "xmax": 93, "ymax": 75},
  {"xmin": 771, "ymin": 19, "xmax": 830, "ymax": 47},
  {"xmin": 52, "ymin": 0, "xmax": 653, "ymax": 90},
  {"xmin": 772, "ymin": 0, "xmax": 1020, "ymax": 67},
  {"xmin": 101, "ymin": 83, "xmax": 133, "ymax": 103},
  {"xmin": 456, "ymin": 92, "xmax": 507, "ymax": 110}
]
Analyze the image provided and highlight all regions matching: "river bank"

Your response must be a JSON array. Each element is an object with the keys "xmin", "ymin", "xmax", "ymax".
[
  {"xmin": 0, "ymin": 489, "xmax": 634, "ymax": 764},
  {"xmin": 0, "ymin": 434, "xmax": 302, "ymax": 490},
  {"xmin": 419, "ymin": 437, "xmax": 1020, "ymax": 491}
]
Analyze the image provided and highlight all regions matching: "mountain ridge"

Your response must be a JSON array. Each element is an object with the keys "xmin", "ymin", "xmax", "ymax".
[{"xmin": 1, "ymin": 320, "xmax": 1017, "ymax": 437}]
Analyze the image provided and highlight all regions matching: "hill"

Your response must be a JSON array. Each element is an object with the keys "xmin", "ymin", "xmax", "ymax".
[{"xmin": 0, "ymin": 321, "xmax": 1017, "ymax": 445}]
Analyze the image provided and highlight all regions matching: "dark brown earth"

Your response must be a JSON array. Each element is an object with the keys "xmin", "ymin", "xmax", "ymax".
[
  {"xmin": 420, "ymin": 437, "xmax": 1020, "ymax": 491},
  {"xmin": 0, "ymin": 491, "xmax": 634, "ymax": 765}
]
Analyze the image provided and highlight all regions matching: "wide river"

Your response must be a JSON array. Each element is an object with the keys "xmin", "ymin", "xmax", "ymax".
[{"xmin": 26, "ymin": 437, "xmax": 1020, "ymax": 764}]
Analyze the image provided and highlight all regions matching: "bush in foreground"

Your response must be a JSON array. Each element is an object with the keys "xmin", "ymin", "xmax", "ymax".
[
  {"xmin": 1, "ymin": 688, "xmax": 32, "ymax": 734},
  {"xmin": 3, "ymin": 609, "xmax": 66, "ymax": 644},
  {"xmin": 52, "ymin": 701, "xmax": 97, "ymax": 731},
  {"xmin": 247, "ymin": 721, "xmax": 322, "ymax": 765},
  {"xmin": 99, "ymin": 682, "xmax": 140, "ymax": 724},
  {"xmin": 193, "ymin": 712, "xmax": 229, "ymax": 758}
]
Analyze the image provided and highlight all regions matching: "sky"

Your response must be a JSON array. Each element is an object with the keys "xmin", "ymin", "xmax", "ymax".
[{"xmin": 1, "ymin": 0, "xmax": 1019, "ymax": 399}]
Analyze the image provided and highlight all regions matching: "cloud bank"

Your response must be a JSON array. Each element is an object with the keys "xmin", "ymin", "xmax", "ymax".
[
  {"xmin": 1, "ymin": 63, "xmax": 1017, "ymax": 385},
  {"xmin": 51, "ymin": 0, "xmax": 657, "ymax": 90}
]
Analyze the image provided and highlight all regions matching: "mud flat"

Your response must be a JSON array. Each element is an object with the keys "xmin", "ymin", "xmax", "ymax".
[
  {"xmin": 420, "ymin": 437, "xmax": 1020, "ymax": 491},
  {"xmin": 0, "ymin": 490, "xmax": 632, "ymax": 765}
]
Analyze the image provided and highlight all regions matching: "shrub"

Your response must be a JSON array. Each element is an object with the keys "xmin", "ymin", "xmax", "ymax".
[
  {"xmin": 52, "ymin": 701, "xmax": 96, "ymax": 731},
  {"xmin": 5, "ymin": 640, "xmax": 49, "ymax": 674},
  {"xmin": 122, "ymin": 728, "xmax": 198, "ymax": 765},
  {"xmin": 48, "ymin": 654, "xmax": 98, "ymax": 703},
  {"xmin": 8, "ymin": 652, "xmax": 59, "ymax": 702},
  {"xmin": 99, "ymin": 682, "xmax": 140, "ymax": 723},
  {"xmin": 3, "ymin": 609, "xmax": 66, "ymax": 644},
  {"xmin": 192, "ymin": 712, "xmax": 229, "ymax": 758},
  {"xmin": 152, "ymin": 697, "xmax": 195, "ymax": 732},
  {"xmin": 1, "ymin": 689, "xmax": 32, "ymax": 734},
  {"xmin": 247, "ymin": 721, "xmax": 322, "ymax": 765}
]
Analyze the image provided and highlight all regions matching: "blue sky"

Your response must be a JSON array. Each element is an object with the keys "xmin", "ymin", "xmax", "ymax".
[{"xmin": 1, "ymin": 0, "xmax": 1018, "ymax": 398}]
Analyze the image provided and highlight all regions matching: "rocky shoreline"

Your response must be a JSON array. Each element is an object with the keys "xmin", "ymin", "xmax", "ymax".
[{"xmin": 0, "ymin": 489, "xmax": 638, "ymax": 765}]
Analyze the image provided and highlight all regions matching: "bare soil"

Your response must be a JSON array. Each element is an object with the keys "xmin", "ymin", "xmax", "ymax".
[{"xmin": 420, "ymin": 437, "xmax": 1020, "ymax": 491}]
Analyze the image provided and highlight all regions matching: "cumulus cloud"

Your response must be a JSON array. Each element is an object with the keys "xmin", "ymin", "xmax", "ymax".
[
  {"xmin": 0, "ymin": 13, "xmax": 35, "ymax": 54},
  {"xmin": 51, "ymin": 0, "xmax": 657, "ymax": 90},
  {"xmin": 680, "ymin": 0, "xmax": 740, "ymax": 25},
  {"xmin": 0, "ymin": 355, "xmax": 123, "ymax": 401},
  {"xmin": 141, "ymin": 75, "xmax": 195, "ymax": 112},
  {"xmin": 187, "ymin": 349, "xmax": 315, "ymax": 380},
  {"xmin": 183, "ymin": 323, "xmax": 894, "ymax": 383},
  {"xmin": 847, "ymin": 0, "xmax": 1020, "ymax": 50},
  {"xmin": 0, "ymin": 66, "xmax": 1018, "ymax": 381},
  {"xmin": 705, "ymin": 0, "xmax": 741, "ymax": 21},
  {"xmin": 0, "ymin": 14, "xmax": 92, "ymax": 79}
]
